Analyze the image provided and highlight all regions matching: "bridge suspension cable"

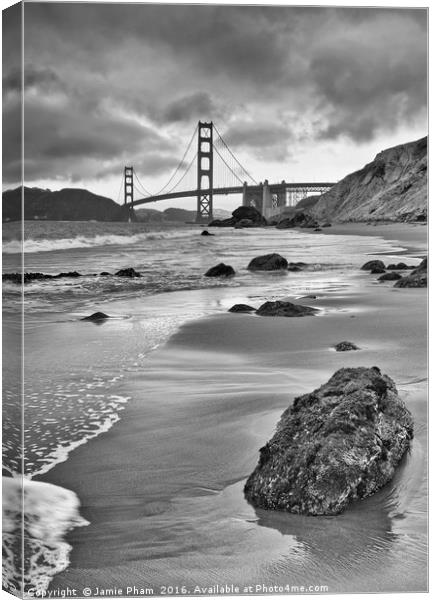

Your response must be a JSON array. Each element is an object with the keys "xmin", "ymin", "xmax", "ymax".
[
  {"xmin": 151, "ymin": 124, "xmax": 199, "ymax": 197},
  {"xmin": 164, "ymin": 151, "xmax": 198, "ymax": 195},
  {"xmin": 116, "ymin": 170, "xmax": 124, "ymax": 204},
  {"xmin": 213, "ymin": 145, "xmax": 244, "ymax": 186},
  {"xmin": 132, "ymin": 167, "xmax": 153, "ymax": 197},
  {"xmin": 122, "ymin": 120, "xmax": 262, "ymax": 205},
  {"xmin": 213, "ymin": 123, "xmax": 258, "ymax": 185}
]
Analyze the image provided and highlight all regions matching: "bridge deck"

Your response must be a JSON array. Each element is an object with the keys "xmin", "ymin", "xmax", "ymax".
[{"xmin": 131, "ymin": 183, "xmax": 335, "ymax": 207}]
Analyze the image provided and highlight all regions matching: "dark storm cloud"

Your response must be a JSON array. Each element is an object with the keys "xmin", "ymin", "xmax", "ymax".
[
  {"xmin": 2, "ymin": 3, "xmax": 427, "ymax": 186},
  {"xmin": 224, "ymin": 121, "xmax": 295, "ymax": 160},
  {"xmin": 24, "ymin": 4, "xmax": 296, "ymax": 84},
  {"xmin": 3, "ymin": 65, "xmax": 61, "ymax": 94},
  {"xmin": 162, "ymin": 93, "xmax": 220, "ymax": 123},
  {"xmin": 309, "ymin": 12, "xmax": 427, "ymax": 141},
  {"xmin": 17, "ymin": 96, "xmax": 179, "ymax": 181}
]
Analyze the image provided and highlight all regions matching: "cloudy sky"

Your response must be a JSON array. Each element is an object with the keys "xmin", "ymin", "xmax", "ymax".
[{"xmin": 2, "ymin": 2, "xmax": 427, "ymax": 210}]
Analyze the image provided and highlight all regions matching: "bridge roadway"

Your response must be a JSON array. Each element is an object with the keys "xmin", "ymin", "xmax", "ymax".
[{"xmin": 130, "ymin": 182, "xmax": 335, "ymax": 208}]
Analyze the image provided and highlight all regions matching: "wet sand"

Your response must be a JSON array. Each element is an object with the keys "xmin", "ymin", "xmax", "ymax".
[
  {"xmin": 36, "ymin": 224, "xmax": 427, "ymax": 594},
  {"xmin": 308, "ymin": 222, "xmax": 427, "ymax": 256}
]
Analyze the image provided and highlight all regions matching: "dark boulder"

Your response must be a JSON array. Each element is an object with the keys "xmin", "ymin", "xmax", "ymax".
[
  {"xmin": 81, "ymin": 312, "xmax": 110, "ymax": 322},
  {"xmin": 378, "ymin": 272, "xmax": 402, "ymax": 282},
  {"xmin": 209, "ymin": 205, "xmax": 267, "ymax": 228},
  {"xmin": 232, "ymin": 206, "xmax": 267, "ymax": 225},
  {"xmin": 204, "ymin": 263, "xmax": 235, "ymax": 277},
  {"xmin": 314, "ymin": 227, "xmax": 322, "ymax": 232},
  {"xmin": 394, "ymin": 256, "xmax": 427, "ymax": 288},
  {"xmin": 201, "ymin": 230, "xmax": 214, "ymax": 236},
  {"xmin": 100, "ymin": 272, "xmax": 111, "ymax": 276},
  {"xmin": 386, "ymin": 262, "xmax": 411, "ymax": 270},
  {"xmin": 228, "ymin": 303, "xmax": 256, "ymax": 313},
  {"xmin": 247, "ymin": 253, "xmax": 288, "ymax": 271},
  {"xmin": 370, "ymin": 266, "xmax": 386, "ymax": 274},
  {"xmin": 256, "ymin": 300, "xmax": 317, "ymax": 317},
  {"xmin": 115, "ymin": 268, "xmax": 141, "ymax": 278},
  {"xmin": 244, "ymin": 367, "xmax": 413, "ymax": 516},
  {"xmin": 54, "ymin": 271, "xmax": 81, "ymax": 279},
  {"xmin": 276, "ymin": 212, "xmax": 319, "ymax": 229},
  {"xmin": 334, "ymin": 341, "xmax": 359, "ymax": 351},
  {"xmin": 361, "ymin": 260, "xmax": 386, "ymax": 271},
  {"xmin": 3, "ymin": 271, "xmax": 82, "ymax": 284}
]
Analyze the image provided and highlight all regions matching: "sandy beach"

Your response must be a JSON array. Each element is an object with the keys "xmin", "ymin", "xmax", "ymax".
[{"xmin": 32, "ymin": 223, "xmax": 427, "ymax": 595}]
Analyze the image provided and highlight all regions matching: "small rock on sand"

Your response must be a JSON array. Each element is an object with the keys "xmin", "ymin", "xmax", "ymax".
[
  {"xmin": 256, "ymin": 300, "xmax": 317, "ymax": 317},
  {"xmin": 334, "ymin": 341, "xmax": 360, "ymax": 351},
  {"xmin": 115, "ymin": 268, "xmax": 141, "ymax": 277},
  {"xmin": 247, "ymin": 253, "xmax": 288, "ymax": 271},
  {"xmin": 387, "ymin": 262, "xmax": 411, "ymax": 270},
  {"xmin": 361, "ymin": 260, "xmax": 386, "ymax": 271},
  {"xmin": 81, "ymin": 312, "xmax": 110, "ymax": 322},
  {"xmin": 228, "ymin": 304, "xmax": 256, "ymax": 313},
  {"xmin": 204, "ymin": 263, "xmax": 235, "ymax": 277},
  {"xmin": 378, "ymin": 272, "xmax": 402, "ymax": 282}
]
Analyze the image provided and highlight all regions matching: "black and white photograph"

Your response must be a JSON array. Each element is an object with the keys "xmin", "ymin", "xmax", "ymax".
[{"xmin": 2, "ymin": 0, "xmax": 428, "ymax": 597}]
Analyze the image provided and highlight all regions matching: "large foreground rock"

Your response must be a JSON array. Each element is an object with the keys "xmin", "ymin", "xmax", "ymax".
[
  {"xmin": 394, "ymin": 256, "xmax": 427, "ymax": 288},
  {"xmin": 244, "ymin": 367, "xmax": 413, "ymax": 515},
  {"xmin": 256, "ymin": 300, "xmax": 317, "ymax": 317},
  {"xmin": 247, "ymin": 253, "xmax": 288, "ymax": 271}
]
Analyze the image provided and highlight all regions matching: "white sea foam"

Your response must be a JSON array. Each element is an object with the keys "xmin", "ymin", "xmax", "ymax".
[
  {"xmin": 2, "ymin": 477, "xmax": 89, "ymax": 597},
  {"xmin": 3, "ymin": 229, "xmax": 195, "ymax": 254},
  {"xmin": 30, "ymin": 396, "xmax": 129, "ymax": 478}
]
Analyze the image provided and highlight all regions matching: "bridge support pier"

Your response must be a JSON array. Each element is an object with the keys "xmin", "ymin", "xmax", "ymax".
[
  {"xmin": 242, "ymin": 181, "xmax": 249, "ymax": 207},
  {"xmin": 262, "ymin": 180, "xmax": 272, "ymax": 218}
]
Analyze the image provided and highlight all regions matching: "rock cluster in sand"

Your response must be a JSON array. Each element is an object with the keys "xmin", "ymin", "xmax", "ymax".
[
  {"xmin": 394, "ymin": 257, "xmax": 427, "ymax": 288},
  {"xmin": 209, "ymin": 206, "xmax": 267, "ymax": 228}
]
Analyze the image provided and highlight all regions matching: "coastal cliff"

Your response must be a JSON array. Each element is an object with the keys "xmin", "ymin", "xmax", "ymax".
[{"xmin": 306, "ymin": 136, "xmax": 427, "ymax": 223}]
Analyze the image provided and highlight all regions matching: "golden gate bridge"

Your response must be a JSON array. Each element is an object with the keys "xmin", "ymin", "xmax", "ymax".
[{"xmin": 120, "ymin": 121, "xmax": 335, "ymax": 223}]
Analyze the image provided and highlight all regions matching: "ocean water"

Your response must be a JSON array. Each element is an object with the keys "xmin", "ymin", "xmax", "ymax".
[{"xmin": 2, "ymin": 220, "xmax": 427, "ymax": 595}]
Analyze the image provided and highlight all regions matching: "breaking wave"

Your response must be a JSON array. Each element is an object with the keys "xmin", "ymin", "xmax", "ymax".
[
  {"xmin": 3, "ymin": 229, "xmax": 196, "ymax": 254},
  {"xmin": 2, "ymin": 477, "xmax": 89, "ymax": 597}
]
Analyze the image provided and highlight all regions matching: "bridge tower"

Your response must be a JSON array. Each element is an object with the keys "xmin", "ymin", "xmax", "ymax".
[
  {"xmin": 124, "ymin": 166, "xmax": 134, "ymax": 206},
  {"xmin": 196, "ymin": 121, "xmax": 213, "ymax": 223},
  {"xmin": 124, "ymin": 166, "xmax": 136, "ymax": 220}
]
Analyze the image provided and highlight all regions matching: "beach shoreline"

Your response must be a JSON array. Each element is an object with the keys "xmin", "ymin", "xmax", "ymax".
[
  {"xmin": 31, "ymin": 222, "xmax": 427, "ymax": 595},
  {"xmin": 299, "ymin": 221, "xmax": 428, "ymax": 255}
]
